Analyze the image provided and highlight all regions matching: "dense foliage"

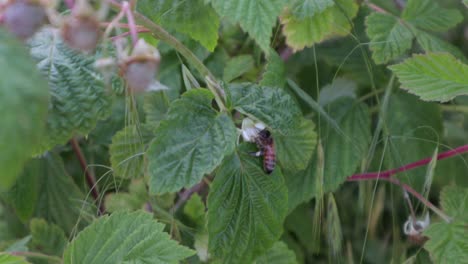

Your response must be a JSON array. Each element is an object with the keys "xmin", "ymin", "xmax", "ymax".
[{"xmin": 1, "ymin": 0, "xmax": 468, "ymax": 263}]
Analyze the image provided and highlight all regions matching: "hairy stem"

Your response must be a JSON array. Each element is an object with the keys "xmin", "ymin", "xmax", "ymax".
[
  {"xmin": 70, "ymin": 138, "xmax": 105, "ymax": 214},
  {"xmin": 10, "ymin": 252, "xmax": 62, "ymax": 263}
]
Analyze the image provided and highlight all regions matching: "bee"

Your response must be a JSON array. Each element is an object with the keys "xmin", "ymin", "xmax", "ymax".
[{"xmin": 251, "ymin": 129, "xmax": 276, "ymax": 174}]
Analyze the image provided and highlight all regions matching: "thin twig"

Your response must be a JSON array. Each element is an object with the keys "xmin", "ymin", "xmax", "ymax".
[{"xmin": 70, "ymin": 138, "xmax": 105, "ymax": 214}]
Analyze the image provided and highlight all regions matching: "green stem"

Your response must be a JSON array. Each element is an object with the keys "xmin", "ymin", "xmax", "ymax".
[
  {"xmin": 10, "ymin": 252, "xmax": 62, "ymax": 263},
  {"xmin": 440, "ymin": 104, "xmax": 468, "ymax": 114},
  {"xmin": 132, "ymin": 12, "xmax": 227, "ymax": 110}
]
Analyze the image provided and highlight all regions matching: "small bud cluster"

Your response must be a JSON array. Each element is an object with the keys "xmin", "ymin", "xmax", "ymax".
[{"xmin": 1, "ymin": 0, "xmax": 164, "ymax": 94}]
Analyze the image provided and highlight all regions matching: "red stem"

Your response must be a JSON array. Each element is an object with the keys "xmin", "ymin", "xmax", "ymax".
[
  {"xmin": 122, "ymin": 1, "xmax": 138, "ymax": 46},
  {"xmin": 110, "ymin": 29, "xmax": 151, "ymax": 41},
  {"xmin": 347, "ymin": 145, "xmax": 468, "ymax": 181},
  {"xmin": 70, "ymin": 138, "xmax": 105, "ymax": 214},
  {"xmin": 65, "ymin": 0, "xmax": 74, "ymax": 9}
]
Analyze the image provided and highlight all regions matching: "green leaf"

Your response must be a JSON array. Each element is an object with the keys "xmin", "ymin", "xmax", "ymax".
[
  {"xmin": 318, "ymin": 78, "xmax": 357, "ymax": 106},
  {"xmin": 110, "ymin": 125, "xmax": 155, "ymax": 179},
  {"xmin": 320, "ymin": 98, "xmax": 371, "ymax": 194},
  {"xmin": 274, "ymin": 118, "xmax": 317, "ymax": 171},
  {"xmin": 104, "ymin": 179, "xmax": 148, "ymax": 212},
  {"xmin": 228, "ymin": 83, "xmax": 301, "ymax": 135},
  {"xmin": 147, "ymin": 89, "xmax": 237, "ymax": 194},
  {"xmin": 0, "ymin": 253, "xmax": 30, "ymax": 264},
  {"xmin": 390, "ymin": 53, "xmax": 468, "ymax": 102},
  {"xmin": 424, "ymin": 186, "xmax": 468, "ymax": 263},
  {"xmin": 402, "ymin": 0, "xmax": 463, "ymax": 32},
  {"xmin": 29, "ymin": 28, "xmax": 111, "ymax": 151},
  {"xmin": 439, "ymin": 186, "xmax": 468, "ymax": 221},
  {"xmin": 290, "ymin": 0, "xmax": 334, "ymax": 19},
  {"xmin": 5, "ymin": 237, "xmax": 31, "ymax": 252},
  {"xmin": 209, "ymin": 0, "xmax": 289, "ymax": 53},
  {"xmin": 281, "ymin": 0, "xmax": 358, "ymax": 51},
  {"xmin": 223, "ymin": 55, "xmax": 255, "ymax": 82},
  {"xmin": 464, "ymin": 0, "xmax": 468, "ymax": 7},
  {"xmin": 144, "ymin": 91, "xmax": 170, "ymax": 125},
  {"xmin": 183, "ymin": 193, "xmax": 206, "ymax": 228},
  {"xmin": 207, "ymin": 145, "xmax": 288, "ymax": 263},
  {"xmin": 365, "ymin": 13, "xmax": 413, "ymax": 64},
  {"xmin": 414, "ymin": 30, "xmax": 467, "ymax": 62},
  {"xmin": 63, "ymin": 211, "xmax": 195, "ymax": 264},
  {"xmin": 285, "ymin": 98, "xmax": 371, "ymax": 210},
  {"xmin": 0, "ymin": 28, "xmax": 49, "ymax": 190},
  {"xmin": 3, "ymin": 153, "xmax": 90, "ymax": 234},
  {"xmin": 260, "ymin": 50, "xmax": 286, "ymax": 89},
  {"xmin": 29, "ymin": 219, "xmax": 67, "ymax": 257},
  {"xmin": 137, "ymin": 0, "xmax": 220, "ymax": 51},
  {"xmin": 385, "ymin": 93, "xmax": 442, "ymax": 188},
  {"xmin": 254, "ymin": 241, "xmax": 298, "ymax": 264}
]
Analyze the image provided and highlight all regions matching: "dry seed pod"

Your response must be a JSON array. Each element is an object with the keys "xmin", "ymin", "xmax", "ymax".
[
  {"xmin": 119, "ymin": 39, "xmax": 161, "ymax": 93},
  {"xmin": 2, "ymin": 0, "xmax": 46, "ymax": 40}
]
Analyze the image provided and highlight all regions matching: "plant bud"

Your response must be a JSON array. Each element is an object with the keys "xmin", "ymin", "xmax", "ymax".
[
  {"xmin": 61, "ymin": 0, "xmax": 101, "ymax": 52},
  {"xmin": 2, "ymin": 0, "xmax": 46, "ymax": 40},
  {"xmin": 61, "ymin": 14, "xmax": 101, "ymax": 52},
  {"xmin": 119, "ymin": 39, "xmax": 161, "ymax": 93}
]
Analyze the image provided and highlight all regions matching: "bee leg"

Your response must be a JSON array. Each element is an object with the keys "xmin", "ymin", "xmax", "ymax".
[{"xmin": 249, "ymin": 151, "xmax": 263, "ymax": 157}]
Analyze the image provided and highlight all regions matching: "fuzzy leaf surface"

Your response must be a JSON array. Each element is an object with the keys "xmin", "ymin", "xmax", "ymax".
[
  {"xmin": 147, "ymin": 89, "xmax": 237, "ymax": 194},
  {"xmin": 255, "ymin": 241, "xmax": 298, "ymax": 264},
  {"xmin": 223, "ymin": 55, "xmax": 254, "ymax": 82},
  {"xmin": 207, "ymin": 145, "xmax": 288, "ymax": 264},
  {"xmin": 228, "ymin": 83, "xmax": 301, "ymax": 135},
  {"xmin": 285, "ymin": 98, "xmax": 371, "ymax": 210},
  {"xmin": 209, "ymin": 0, "xmax": 289, "ymax": 52},
  {"xmin": 29, "ymin": 28, "xmax": 110, "ymax": 151},
  {"xmin": 29, "ymin": 218, "xmax": 67, "ymax": 257},
  {"xmin": 365, "ymin": 13, "xmax": 413, "ymax": 64},
  {"xmin": 3, "ymin": 153, "xmax": 91, "ymax": 234},
  {"xmin": 414, "ymin": 30, "xmax": 467, "ymax": 62},
  {"xmin": 0, "ymin": 29, "xmax": 49, "ymax": 190},
  {"xmin": 63, "ymin": 211, "xmax": 195, "ymax": 264},
  {"xmin": 402, "ymin": 0, "xmax": 463, "ymax": 32},
  {"xmin": 137, "ymin": 0, "xmax": 220, "ymax": 51},
  {"xmin": 385, "ymin": 93, "xmax": 443, "ymax": 188},
  {"xmin": 260, "ymin": 51, "xmax": 286, "ymax": 89},
  {"xmin": 424, "ymin": 186, "xmax": 468, "ymax": 263},
  {"xmin": 274, "ymin": 118, "xmax": 317, "ymax": 171},
  {"xmin": 390, "ymin": 53, "xmax": 468, "ymax": 102},
  {"xmin": 290, "ymin": 0, "xmax": 334, "ymax": 19},
  {"xmin": 281, "ymin": 0, "xmax": 358, "ymax": 51}
]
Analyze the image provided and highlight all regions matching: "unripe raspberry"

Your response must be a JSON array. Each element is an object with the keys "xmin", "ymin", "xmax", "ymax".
[
  {"xmin": 119, "ymin": 39, "xmax": 161, "ymax": 93},
  {"xmin": 61, "ymin": 14, "xmax": 101, "ymax": 52},
  {"xmin": 2, "ymin": 0, "xmax": 46, "ymax": 40},
  {"xmin": 60, "ymin": 0, "xmax": 101, "ymax": 52}
]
